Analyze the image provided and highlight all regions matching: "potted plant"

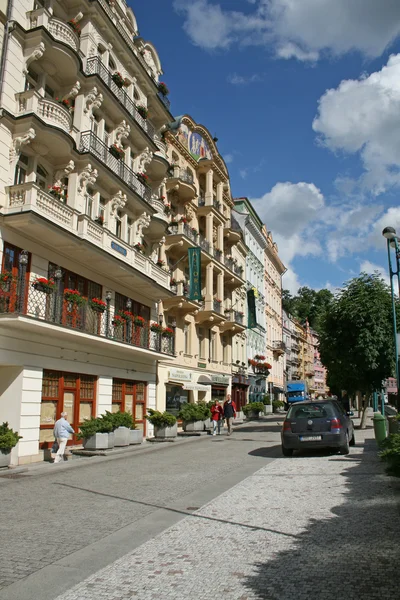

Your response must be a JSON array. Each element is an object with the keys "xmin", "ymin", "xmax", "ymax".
[
  {"xmin": 109, "ymin": 144, "xmax": 125, "ymax": 160},
  {"xmin": 0, "ymin": 271, "xmax": 12, "ymax": 288},
  {"xmin": 64, "ymin": 288, "xmax": 87, "ymax": 306},
  {"xmin": 112, "ymin": 71, "xmax": 125, "ymax": 88},
  {"xmin": 0, "ymin": 422, "xmax": 22, "ymax": 467},
  {"xmin": 134, "ymin": 242, "xmax": 145, "ymax": 253},
  {"xmin": 164, "ymin": 203, "xmax": 171, "ymax": 215},
  {"xmin": 136, "ymin": 172, "xmax": 149, "ymax": 185},
  {"xmin": 243, "ymin": 402, "xmax": 265, "ymax": 419},
  {"xmin": 379, "ymin": 434, "xmax": 400, "ymax": 476},
  {"xmin": 272, "ymin": 399, "xmax": 285, "ymax": 413},
  {"xmin": 137, "ymin": 105, "xmax": 148, "ymax": 119},
  {"xmin": 158, "ymin": 82, "xmax": 169, "ymax": 96},
  {"xmin": 107, "ymin": 411, "xmax": 133, "ymax": 446},
  {"xmin": 198, "ymin": 400, "xmax": 212, "ymax": 430},
  {"xmin": 263, "ymin": 395, "xmax": 272, "ymax": 414},
  {"xmin": 134, "ymin": 315, "xmax": 146, "ymax": 328},
  {"xmin": 145, "ymin": 408, "xmax": 177, "ymax": 438},
  {"xmin": 94, "ymin": 215, "xmax": 104, "ymax": 226},
  {"xmin": 90, "ymin": 297, "xmax": 107, "ymax": 313},
  {"xmin": 156, "ymin": 259, "xmax": 165, "ymax": 268},
  {"xmin": 178, "ymin": 403, "xmax": 206, "ymax": 432},
  {"xmin": 162, "ymin": 327, "xmax": 174, "ymax": 338},
  {"xmin": 150, "ymin": 322, "xmax": 163, "ymax": 334},
  {"xmin": 77, "ymin": 417, "xmax": 109, "ymax": 450},
  {"xmin": 112, "ymin": 314, "xmax": 126, "ymax": 329},
  {"xmin": 48, "ymin": 185, "xmax": 65, "ymax": 201},
  {"xmin": 32, "ymin": 277, "xmax": 55, "ymax": 294},
  {"xmin": 56, "ymin": 97, "xmax": 74, "ymax": 111},
  {"xmin": 67, "ymin": 18, "xmax": 81, "ymax": 35},
  {"xmin": 117, "ymin": 310, "xmax": 134, "ymax": 322}
]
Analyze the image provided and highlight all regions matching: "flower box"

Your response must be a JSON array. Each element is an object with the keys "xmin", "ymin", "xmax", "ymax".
[
  {"xmin": 0, "ymin": 449, "xmax": 11, "ymax": 469},
  {"xmin": 32, "ymin": 277, "xmax": 55, "ymax": 294},
  {"xmin": 158, "ymin": 82, "xmax": 169, "ymax": 96},
  {"xmin": 57, "ymin": 97, "xmax": 74, "ymax": 111},
  {"xmin": 137, "ymin": 105, "xmax": 148, "ymax": 119},
  {"xmin": 112, "ymin": 315, "xmax": 126, "ymax": 327},
  {"xmin": 117, "ymin": 310, "xmax": 133, "ymax": 321},
  {"xmin": 156, "ymin": 259, "xmax": 165, "ymax": 267},
  {"xmin": 90, "ymin": 297, "xmax": 107, "ymax": 313},
  {"xmin": 162, "ymin": 327, "xmax": 174, "ymax": 338},
  {"xmin": 64, "ymin": 289, "xmax": 87, "ymax": 306},
  {"xmin": 136, "ymin": 172, "xmax": 149, "ymax": 185},
  {"xmin": 154, "ymin": 424, "xmax": 177, "ymax": 439},
  {"xmin": 133, "ymin": 316, "xmax": 145, "ymax": 328},
  {"xmin": 112, "ymin": 71, "xmax": 125, "ymax": 88},
  {"xmin": 150, "ymin": 322, "xmax": 163, "ymax": 334},
  {"xmin": 109, "ymin": 144, "xmax": 125, "ymax": 160},
  {"xmin": 114, "ymin": 426, "xmax": 130, "ymax": 447},
  {"xmin": 67, "ymin": 19, "xmax": 81, "ymax": 35},
  {"xmin": 48, "ymin": 185, "xmax": 65, "ymax": 201},
  {"xmin": 82, "ymin": 433, "xmax": 109, "ymax": 450}
]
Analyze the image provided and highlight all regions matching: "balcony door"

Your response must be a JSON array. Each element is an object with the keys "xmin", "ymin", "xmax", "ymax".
[{"xmin": 0, "ymin": 243, "xmax": 30, "ymax": 313}]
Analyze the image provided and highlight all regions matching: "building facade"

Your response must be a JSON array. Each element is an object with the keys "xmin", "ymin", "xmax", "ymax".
[
  {"xmin": 311, "ymin": 329, "xmax": 329, "ymax": 397},
  {"xmin": 0, "ymin": 0, "xmax": 178, "ymax": 464},
  {"xmin": 234, "ymin": 198, "xmax": 267, "ymax": 402},
  {"xmin": 156, "ymin": 115, "xmax": 248, "ymax": 415},
  {"xmin": 263, "ymin": 228, "xmax": 286, "ymax": 400}
]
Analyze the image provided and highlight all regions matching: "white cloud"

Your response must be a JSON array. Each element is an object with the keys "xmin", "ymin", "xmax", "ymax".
[
  {"xmin": 227, "ymin": 73, "xmax": 262, "ymax": 85},
  {"xmin": 224, "ymin": 153, "xmax": 234, "ymax": 164},
  {"xmin": 360, "ymin": 260, "xmax": 391, "ymax": 288},
  {"xmin": 282, "ymin": 268, "xmax": 301, "ymax": 294},
  {"xmin": 174, "ymin": 0, "xmax": 400, "ymax": 61},
  {"xmin": 313, "ymin": 54, "xmax": 400, "ymax": 195}
]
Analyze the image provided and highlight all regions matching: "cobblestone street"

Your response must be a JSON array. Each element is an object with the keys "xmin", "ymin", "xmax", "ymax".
[{"xmin": 2, "ymin": 418, "xmax": 399, "ymax": 600}]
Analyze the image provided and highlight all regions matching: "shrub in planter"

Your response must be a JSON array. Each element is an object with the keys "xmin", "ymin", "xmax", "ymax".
[
  {"xmin": 243, "ymin": 402, "xmax": 265, "ymax": 418},
  {"xmin": 100, "ymin": 411, "xmax": 134, "ymax": 446},
  {"xmin": 379, "ymin": 434, "xmax": 400, "ymax": 477},
  {"xmin": 272, "ymin": 400, "xmax": 285, "ymax": 413},
  {"xmin": 263, "ymin": 395, "xmax": 271, "ymax": 405},
  {"xmin": 146, "ymin": 408, "xmax": 177, "ymax": 438},
  {"xmin": 77, "ymin": 418, "xmax": 109, "ymax": 450},
  {"xmin": 0, "ymin": 422, "xmax": 22, "ymax": 467}
]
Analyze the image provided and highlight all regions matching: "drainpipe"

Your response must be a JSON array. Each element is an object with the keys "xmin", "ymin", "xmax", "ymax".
[{"xmin": 0, "ymin": 0, "xmax": 14, "ymax": 106}]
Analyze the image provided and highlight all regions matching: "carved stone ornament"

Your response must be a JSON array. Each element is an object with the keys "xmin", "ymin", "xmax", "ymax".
[
  {"xmin": 10, "ymin": 128, "xmax": 36, "ymax": 161},
  {"xmin": 138, "ymin": 147, "xmax": 153, "ymax": 172},
  {"xmin": 185, "ymin": 204, "xmax": 195, "ymax": 222},
  {"xmin": 136, "ymin": 212, "xmax": 151, "ymax": 237},
  {"xmin": 84, "ymin": 87, "xmax": 103, "ymax": 116},
  {"xmin": 115, "ymin": 120, "xmax": 131, "ymax": 145},
  {"xmin": 213, "ymin": 226, "xmax": 218, "ymax": 243},
  {"xmin": 66, "ymin": 81, "xmax": 81, "ymax": 100},
  {"xmin": 54, "ymin": 160, "xmax": 75, "ymax": 187},
  {"xmin": 111, "ymin": 191, "xmax": 127, "ymax": 215},
  {"xmin": 23, "ymin": 43, "xmax": 45, "ymax": 75},
  {"xmin": 78, "ymin": 164, "xmax": 98, "ymax": 193},
  {"xmin": 141, "ymin": 49, "xmax": 157, "ymax": 76}
]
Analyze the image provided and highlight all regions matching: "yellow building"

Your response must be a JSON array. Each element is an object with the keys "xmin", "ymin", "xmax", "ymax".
[{"xmin": 157, "ymin": 116, "xmax": 248, "ymax": 414}]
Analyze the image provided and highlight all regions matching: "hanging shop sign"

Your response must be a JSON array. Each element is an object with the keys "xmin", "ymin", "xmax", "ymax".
[
  {"xmin": 168, "ymin": 368, "xmax": 192, "ymax": 383},
  {"xmin": 188, "ymin": 247, "xmax": 202, "ymax": 301}
]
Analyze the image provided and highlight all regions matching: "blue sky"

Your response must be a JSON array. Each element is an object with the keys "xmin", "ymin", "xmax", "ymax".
[{"xmin": 130, "ymin": 0, "xmax": 400, "ymax": 293}]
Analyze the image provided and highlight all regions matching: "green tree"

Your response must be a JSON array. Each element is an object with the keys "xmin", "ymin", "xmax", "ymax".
[
  {"xmin": 318, "ymin": 273, "xmax": 397, "ymax": 418},
  {"xmin": 282, "ymin": 286, "xmax": 333, "ymax": 332}
]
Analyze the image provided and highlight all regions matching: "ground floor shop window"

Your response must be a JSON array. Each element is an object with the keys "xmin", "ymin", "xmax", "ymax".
[
  {"xmin": 166, "ymin": 384, "xmax": 188, "ymax": 417},
  {"xmin": 40, "ymin": 370, "xmax": 96, "ymax": 447},
  {"xmin": 232, "ymin": 386, "xmax": 247, "ymax": 411},
  {"xmin": 112, "ymin": 379, "xmax": 147, "ymax": 433},
  {"xmin": 211, "ymin": 386, "xmax": 226, "ymax": 403}
]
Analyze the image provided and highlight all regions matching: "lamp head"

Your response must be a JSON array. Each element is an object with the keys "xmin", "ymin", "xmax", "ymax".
[
  {"xmin": 382, "ymin": 226, "xmax": 397, "ymax": 240},
  {"xmin": 105, "ymin": 291, "xmax": 112, "ymax": 302}
]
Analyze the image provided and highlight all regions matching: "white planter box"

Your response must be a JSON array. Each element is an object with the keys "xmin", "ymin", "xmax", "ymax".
[
  {"xmin": 182, "ymin": 420, "xmax": 204, "ymax": 432},
  {"xmin": 107, "ymin": 431, "xmax": 115, "ymax": 448},
  {"xmin": 114, "ymin": 426, "xmax": 130, "ymax": 447},
  {"xmin": 246, "ymin": 411, "xmax": 260, "ymax": 419},
  {"xmin": 234, "ymin": 411, "xmax": 244, "ymax": 424},
  {"xmin": 0, "ymin": 450, "xmax": 11, "ymax": 468},
  {"xmin": 154, "ymin": 423, "xmax": 178, "ymax": 438},
  {"xmin": 203, "ymin": 418, "xmax": 211, "ymax": 430},
  {"xmin": 129, "ymin": 429, "xmax": 143, "ymax": 444},
  {"xmin": 83, "ymin": 433, "xmax": 109, "ymax": 450},
  {"xmin": 264, "ymin": 404, "xmax": 273, "ymax": 414}
]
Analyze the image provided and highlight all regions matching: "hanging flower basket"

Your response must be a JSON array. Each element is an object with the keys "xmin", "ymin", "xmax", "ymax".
[
  {"xmin": 254, "ymin": 354, "xmax": 265, "ymax": 361},
  {"xmin": 112, "ymin": 315, "xmax": 125, "ymax": 328},
  {"xmin": 0, "ymin": 271, "xmax": 12, "ymax": 288},
  {"xmin": 137, "ymin": 105, "xmax": 148, "ymax": 119},
  {"xmin": 134, "ymin": 242, "xmax": 145, "ymax": 253},
  {"xmin": 109, "ymin": 144, "xmax": 125, "ymax": 160},
  {"xmin": 112, "ymin": 71, "xmax": 125, "ymax": 88},
  {"xmin": 158, "ymin": 82, "xmax": 169, "ymax": 96},
  {"xmin": 90, "ymin": 297, "xmax": 107, "ymax": 313},
  {"xmin": 150, "ymin": 322, "xmax": 163, "ymax": 334},
  {"xmin": 117, "ymin": 310, "xmax": 133, "ymax": 321},
  {"xmin": 162, "ymin": 327, "xmax": 174, "ymax": 338},
  {"xmin": 134, "ymin": 315, "xmax": 146, "ymax": 327},
  {"xmin": 67, "ymin": 19, "xmax": 81, "ymax": 36},
  {"xmin": 136, "ymin": 172, "xmax": 149, "ymax": 185},
  {"xmin": 64, "ymin": 288, "xmax": 87, "ymax": 306},
  {"xmin": 32, "ymin": 277, "xmax": 55, "ymax": 294}
]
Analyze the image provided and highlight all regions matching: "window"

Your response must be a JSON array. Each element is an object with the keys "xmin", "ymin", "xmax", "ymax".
[
  {"xmin": 210, "ymin": 331, "xmax": 216, "ymax": 361},
  {"xmin": 184, "ymin": 322, "xmax": 190, "ymax": 354},
  {"xmin": 25, "ymin": 68, "xmax": 39, "ymax": 91},
  {"xmin": 198, "ymin": 327, "xmax": 206, "ymax": 359},
  {"xmin": 127, "ymin": 217, "xmax": 133, "ymax": 245},
  {"xmin": 48, "ymin": 263, "xmax": 101, "ymax": 300},
  {"xmin": 14, "ymin": 154, "xmax": 29, "ymax": 185},
  {"xmin": 86, "ymin": 187, "xmax": 94, "ymax": 218},
  {"xmin": 115, "ymin": 292, "xmax": 150, "ymax": 321},
  {"xmin": 112, "ymin": 379, "xmax": 147, "ymax": 432},
  {"xmin": 222, "ymin": 335, "xmax": 229, "ymax": 363},
  {"xmin": 40, "ymin": 370, "xmax": 96, "ymax": 447},
  {"xmin": 36, "ymin": 164, "xmax": 47, "ymax": 190},
  {"xmin": 115, "ymin": 209, "xmax": 122, "ymax": 239},
  {"xmin": 44, "ymin": 85, "xmax": 54, "ymax": 100},
  {"xmin": 99, "ymin": 196, "xmax": 106, "ymax": 221}
]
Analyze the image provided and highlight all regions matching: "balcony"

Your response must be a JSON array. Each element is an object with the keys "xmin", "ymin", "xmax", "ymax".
[
  {"xmin": 16, "ymin": 91, "xmax": 73, "ymax": 136},
  {"xmin": 0, "ymin": 281, "xmax": 174, "ymax": 357},
  {"xmin": 166, "ymin": 168, "xmax": 196, "ymax": 200},
  {"xmin": 162, "ymin": 281, "xmax": 200, "ymax": 314},
  {"xmin": 85, "ymin": 57, "xmax": 156, "ymax": 142},
  {"xmin": 273, "ymin": 340, "xmax": 286, "ymax": 355},
  {"xmin": 195, "ymin": 299, "xmax": 226, "ymax": 324},
  {"xmin": 224, "ymin": 214, "xmax": 242, "ymax": 243},
  {"xmin": 199, "ymin": 235, "xmax": 211, "ymax": 254},
  {"xmin": 28, "ymin": 8, "xmax": 80, "ymax": 53},
  {"xmin": 224, "ymin": 257, "xmax": 244, "ymax": 279},
  {"xmin": 3, "ymin": 184, "xmax": 172, "ymax": 296},
  {"xmin": 79, "ymin": 131, "xmax": 151, "ymax": 204},
  {"xmin": 198, "ymin": 196, "xmax": 223, "ymax": 214},
  {"xmin": 220, "ymin": 309, "xmax": 246, "ymax": 333}
]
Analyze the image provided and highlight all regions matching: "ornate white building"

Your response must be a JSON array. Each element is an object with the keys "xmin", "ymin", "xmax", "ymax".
[{"xmin": 0, "ymin": 0, "xmax": 176, "ymax": 464}]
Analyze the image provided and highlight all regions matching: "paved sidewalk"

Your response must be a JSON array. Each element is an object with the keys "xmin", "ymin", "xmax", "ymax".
[{"xmin": 56, "ymin": 428, "xmax": 400, "ymax": 600}]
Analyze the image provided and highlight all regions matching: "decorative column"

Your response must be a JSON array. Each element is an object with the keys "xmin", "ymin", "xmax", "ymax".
[
  {"xmin": 216, "ymin": 182, "xmax": 224, "ymax": 210},
  {"xmin": 206, "ymin": 263, "xmax": 214, "ymax": 308},
  {"xmin": 206, "ymin": 213, "xmax": 213, "ymax": 247},
  {"xmin": 217, "ymin": 271, "xmax": 224, "ymax": 304},
  {"xmin": 218, "ymin": 225, "xmax": 224, "ymax": 255},
  {"xmin": 205, "ymin": 169, "xmax": 213, "ymax": 206}
]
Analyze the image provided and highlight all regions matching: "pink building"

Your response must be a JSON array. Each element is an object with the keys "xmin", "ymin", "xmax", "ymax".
[{"xmin": 311, "ymin": 331, "xmax": 329, "ymax": 397}]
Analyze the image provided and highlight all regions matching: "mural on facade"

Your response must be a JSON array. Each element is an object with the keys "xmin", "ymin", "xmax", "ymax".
[{"xmin": 177, "ymin": 123, "xmax": 212, "ymax": 161}]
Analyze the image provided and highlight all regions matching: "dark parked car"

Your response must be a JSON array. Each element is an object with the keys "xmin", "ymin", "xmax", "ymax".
[{"xmin": 281, "ymin": 399, "xmax": 355, "ymax": 457}]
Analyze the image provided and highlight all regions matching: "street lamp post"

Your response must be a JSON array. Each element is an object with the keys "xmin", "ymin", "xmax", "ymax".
[{"xmin": 382, "ymin": 227, "xmax": 400, "ymax": 409}]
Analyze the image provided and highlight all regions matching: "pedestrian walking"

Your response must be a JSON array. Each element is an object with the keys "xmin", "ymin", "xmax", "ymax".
[
  {"xmin": 53, "ymin": 412, "xmax": 74, "ymax": 463},
  {"xmin": 223, "ymin": 394, "xmax": 236, "ymax": 436},
  {"xmin": 210, "ymin": 400, "xmax": 223, "ymax": 436}
]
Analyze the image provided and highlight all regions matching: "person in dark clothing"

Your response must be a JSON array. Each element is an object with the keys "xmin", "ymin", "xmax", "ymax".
[
  {"xmin": 341, "ymin": 391, "xmax": 350, "ymax": 413},
  {"xmin": 223, "ymin": 394, "xmax": 236, "ymax": 436}
]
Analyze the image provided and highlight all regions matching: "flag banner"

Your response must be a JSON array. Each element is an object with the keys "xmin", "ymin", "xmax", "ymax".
[
  {"xmin": 247, "ymin": 288, "xmax": 257, "ymax": 328},
  {"xmin": 188, "ymin": 247, "xmax": 202, "ymax": 300}
]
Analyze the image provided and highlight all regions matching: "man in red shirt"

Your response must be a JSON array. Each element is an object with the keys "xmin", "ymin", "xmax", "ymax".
[{"xmin": 223, "ymin": 394, "xmax": 236, "ymax": 436}]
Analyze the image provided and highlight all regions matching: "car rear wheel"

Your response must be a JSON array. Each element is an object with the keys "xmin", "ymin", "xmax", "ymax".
[
  {"xmin": 349, "ymin": 430, "xmax": 355, "ymax": 446},
  {"xmin": 282, "ymin": 445, "xmax": 293, "ymax": 457},
  {"xmin": 339, "ymin": 433, "xmax": 350, "ymax": 455}
]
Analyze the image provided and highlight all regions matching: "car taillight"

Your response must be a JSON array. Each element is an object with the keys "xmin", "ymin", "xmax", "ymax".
[
  {"xmin": 330, "ymin": 418, "xmax": 342, "ymax": 432},
  {"xmin": 283, "ymin": 421, "xmax": 291, "ymax": 432}
]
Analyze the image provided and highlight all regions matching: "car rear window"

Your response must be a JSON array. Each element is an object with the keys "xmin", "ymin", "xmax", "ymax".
[{"xmin": 288, "ymin": 403, "xmax": 336, "ymax": 419}]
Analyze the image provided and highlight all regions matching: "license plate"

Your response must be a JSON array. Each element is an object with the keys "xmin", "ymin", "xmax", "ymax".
[{"xmin": 299, "ymin": 435, "xmax": 322, "ymax": 442}]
